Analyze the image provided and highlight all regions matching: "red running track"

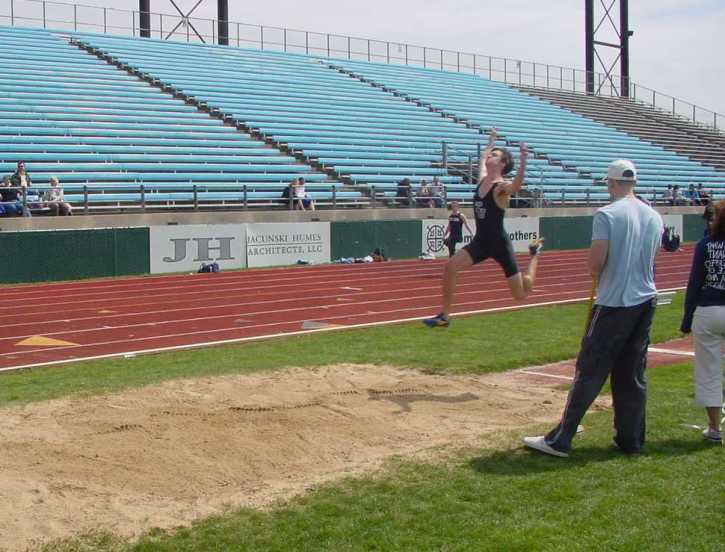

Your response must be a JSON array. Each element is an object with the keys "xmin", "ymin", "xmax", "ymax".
[{"xmin": 0, "ymin": 247, "xmax": 693, "ymax": 372}]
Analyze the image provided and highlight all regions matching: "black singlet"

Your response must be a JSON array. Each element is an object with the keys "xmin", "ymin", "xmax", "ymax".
[
  {"xmin": 448, "ymin": 213, "xmax": 464, "ymax": 242},
  {"xmin": 463, "ymin": 182, "xmax": 519, "ymax": 277}
]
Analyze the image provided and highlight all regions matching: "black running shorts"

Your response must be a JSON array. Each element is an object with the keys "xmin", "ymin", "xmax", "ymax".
[{"xmin": 463, "ymin": 236, "xmax": 520, "ymax": 278}]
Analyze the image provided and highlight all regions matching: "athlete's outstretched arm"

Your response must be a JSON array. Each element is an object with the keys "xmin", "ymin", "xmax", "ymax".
[
  {"xmin": 478, "ymin": 127, "xmax": 498, "ymax": 183},
  {"xmin": 499, "ymin": 142, "xmax": 528, "ymax": 197}
]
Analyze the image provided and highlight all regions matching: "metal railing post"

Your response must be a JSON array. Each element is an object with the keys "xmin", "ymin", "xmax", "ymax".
[
  {"xmin": 367, "ymin": 39, "xmax": 371, "ymax": 62},
  {"xmin": 473, "ymin": 54, "xmax": 476, "ymax": 75},
  {"xmin": 305, "ymin": 31, "xmax": 309, "ymax": 54},
  {"xmin": 74, "ymin": 4, "xmax": 77, "ymax": 31},
  {"xmin": 193, "ymin": 184, "xmax": 198, "ymax": 210},
  {"xmin": 457, "ymin": 51, "xmax": 460, "ymax": 72},
  {"xmin": 260, "ymin": 26, "xmax": 264, "ymax": 50},
  {"xmin": 132, "ymin": 10, "xmax": 135, "ymax": 36},
  {"xmin": 326, "ymin": 34, "xmax": 330, "ymax": 57},
  {"xmin": 546, "ymin": 64, "xmax": 549, "ymax": 88},
  {"xmin": 236, "ymin": 22, "xmax": 240, "ymax": 47},
  {"xmin": 159, "ymin": 13, "xmax": 162, "ymax": 39},
  {"xmin": 405, "ymin": 44, "xmax": 408, "ymax": 65},
  {"xmin": 386, "ymin": 42, "xmax": 390, "ymax": 64},
  {"xmin": 477, "ymin": 142, "xmax": 482, "ymax": 159},
  {"xmin": 83, "ymin": 184, "xmax": 88, "ymax": 214},
  {"xmin": 442, "ymin": 141, "xmax": 448, "ymax": 169},
  {"xmin": 140, "ymin": 183, "xmax": 145, "ymax": 211},
  {"xmin": 488, "ymin": 56, "xmax": 492, "ymax": 79},
  {"xmin": 10, "ymin": 0, "xmax": 13, "ymax": 25},
  {"xmin": 332, "ymin": 185, "xmax": 337, "ymax": 208},
  {"xmin": 21, "ymin": 186, "xmax": 27, "ymax": 213},
  {"xmin": 243, "ymin": 184, "xmax": 248, "ymax": 210},
  {"xmin": 561, "ymin": 189, "xmax": 565, "ymax": 206},
  {"xmin": 440, "ymin": 49, "xmax": 443, "ymax": 70},
  {"xmin": 42, "ymin": 1, "xmax": 46, "ymax": 28},
  {"xmin": 423, "ymin": 47, "xmax": 426, "ymax": 68},
  {"xmin": 467, "ymin": 155, "xmax": 473, "ymax": 183},
  {"xmin": 371, "ymin": 185, "xmax": 376, "ymax": 208},
  {"xmin": 283, "ymin": 28, "xmax": 287, "ymax": 51},
  {"xmin": 347, "ymin": 36, "xmax": 351, "ymax": 59},
  {"xmin": 503, "ymin": 58, "xmax": 507, "ymax": 82}
]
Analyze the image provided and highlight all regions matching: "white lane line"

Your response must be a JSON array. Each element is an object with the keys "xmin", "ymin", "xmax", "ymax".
[
  {"xmin": 519, "ymin": 370, "xmax": 574, "ymax": 382},
  {"xmin": 648, "ymin": 347, "xmax": 695, "ymax": 357}
]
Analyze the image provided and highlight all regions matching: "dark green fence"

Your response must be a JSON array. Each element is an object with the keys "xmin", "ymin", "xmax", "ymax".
[
  {"xmin": 331, "ymin": 220, "xmax": 421, "ymax": 260},
  {"xmin": 0, "ymin": 227, "xmax": 149, "ymax": 283}
]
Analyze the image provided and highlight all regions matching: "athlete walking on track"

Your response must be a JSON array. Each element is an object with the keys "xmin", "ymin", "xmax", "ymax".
[{"xmin": 424, "ymin": 128, "xmax": 544, "ymax": 328}]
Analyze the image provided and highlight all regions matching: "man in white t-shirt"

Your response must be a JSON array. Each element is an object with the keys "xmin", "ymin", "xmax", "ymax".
[{"xmin": 524, "ymin": 160, "xmax": 664, "ymax": 457}]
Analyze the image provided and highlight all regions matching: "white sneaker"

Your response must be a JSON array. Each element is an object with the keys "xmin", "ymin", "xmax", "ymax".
[
  {"xmin": 702, "ymin": 428, "xmax": 722, "ymax": 443},
  {"xmin": 523, "ymin": 435, "xmax": 569, "ymax": 458}
]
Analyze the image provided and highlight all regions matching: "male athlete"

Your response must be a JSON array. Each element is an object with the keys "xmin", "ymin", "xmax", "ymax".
[
  {"xmin": 443, "ymin": 201, "xmax": 473, "ymax": 257},
  {"xmin": 424, "ymin": 128, "xmax": 543, "ymax": 327}
]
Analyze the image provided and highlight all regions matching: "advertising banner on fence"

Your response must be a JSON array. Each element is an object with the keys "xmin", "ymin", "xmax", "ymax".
[
  {"xmin": 246, "ymin": 222, "xmax": 331, "ymax": 267},
  {"xmin": 422, "ymin": 217, "xmax": 540, "ymax": 258},
  {"xmin": 150, "ymin": 224, "xmax": 247, "ymax": 274}
]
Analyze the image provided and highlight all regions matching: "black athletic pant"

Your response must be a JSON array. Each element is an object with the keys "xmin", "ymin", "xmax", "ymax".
[{"xmin": 545, "ymin": 297, "xmax": 657, "ymax": 453}]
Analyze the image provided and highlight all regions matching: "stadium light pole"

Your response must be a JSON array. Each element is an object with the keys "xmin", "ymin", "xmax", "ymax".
[
  {"xmin": 218, "ymin": 0, "xmax": 229, "ymax": 46},
  {"xmin": 585, "ymin": 0, "xmax": 632, "ymax": 97},
  {"xmin": 139, "ymin": 0, "xmax": 151, "ymax": 38}
]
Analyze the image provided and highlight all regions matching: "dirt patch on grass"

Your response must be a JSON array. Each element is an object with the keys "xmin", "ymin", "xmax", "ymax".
[{"xmin": 0, "ymin": 364, "xmax": 608, "ymax": 551}]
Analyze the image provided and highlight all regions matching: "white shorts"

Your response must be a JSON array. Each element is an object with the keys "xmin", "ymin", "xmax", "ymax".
[{"xmin": 692, "ymin": 306, "xmax": 725, "ymax": 407}]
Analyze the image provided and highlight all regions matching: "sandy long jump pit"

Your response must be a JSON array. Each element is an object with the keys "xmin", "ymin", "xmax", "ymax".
[{"xmin": 0, "ymin": 363, "xmax": 606, "ymax": 550}]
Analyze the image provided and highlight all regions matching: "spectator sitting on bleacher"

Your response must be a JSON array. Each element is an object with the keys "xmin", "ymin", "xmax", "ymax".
[
  {"xmin": 672, "ymin": 185, "xmax": 687, "ymax": 206},
  {"xmin": 430, "ymin": 176, "xmax": 445, "ymax": 208},
  {"xmin": 293, "ymin": 177, "xmax": 315, "ymax": 211},
  {"xmin": 10, "ymin": 160, "xmax": 31, "ymax": 189},
  {"xmin": 697, "ymin": 183, "xmax": 711, "ymax": 205},
  {"xmin": 663, "ymin": 184, "xmax": 674, "ymax": 206},
  {"xmin": 685, "ymin": 183, "xmax": 700, "ymax": 206},
  {"xmin": 43, "ymin": 176, "xmax": 72, "ymax": 216},
  {"xmin": 416, "ymin": 180, "xmax": 436, "ymax": 208},
  {"xmin": 0, "ymin": 174, "xmax": 30, "ymax": 217},
  {"xmin": 395, "ymin": 178, "xmax": 412, "ymax": 206}
]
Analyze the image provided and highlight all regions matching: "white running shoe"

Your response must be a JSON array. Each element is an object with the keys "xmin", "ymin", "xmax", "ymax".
[{"xmin": 522, "ymin": 435, "xmax": 569, "ymax": 458}]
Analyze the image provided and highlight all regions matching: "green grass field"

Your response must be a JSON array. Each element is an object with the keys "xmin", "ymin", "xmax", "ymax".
[{"xmin": 7, "ymin": 292, "xmax": 722, "ymax": 552}]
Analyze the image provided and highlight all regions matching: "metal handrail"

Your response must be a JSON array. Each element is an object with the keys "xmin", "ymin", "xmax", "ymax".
[{"xmin": 1, "ymin": 0, "xmax": 721, "ymax": 131}]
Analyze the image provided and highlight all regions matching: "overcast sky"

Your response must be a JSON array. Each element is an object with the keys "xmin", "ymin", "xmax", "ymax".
[{"xmin": 14, "ymin": 0, "xmax": 725, "ymax": 117}]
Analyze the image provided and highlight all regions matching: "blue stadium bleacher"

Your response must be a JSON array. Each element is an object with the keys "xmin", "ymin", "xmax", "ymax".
[
  {"xmin": 70, "ymin": 31, "xmax": 595, "ymax": 204},
  {"xmin": 0, "ymin": 26, "xmax": 346, "ymax": 212},
  {"xmin": 1, "ymin": 24, "xmax": 720, "ymax": 213},
  {"xmin": 322, "ymin": 58, "xmax": 724, "ymax": 202}
]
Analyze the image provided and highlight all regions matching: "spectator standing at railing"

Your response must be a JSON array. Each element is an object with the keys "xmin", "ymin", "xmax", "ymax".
[
  {"xmin": 0, "ymin": 174, "xmax": 30, "ymax": 217},
  {"xmin": 43, "ymin": 176, "xmax": 72, "ymax": 216}
]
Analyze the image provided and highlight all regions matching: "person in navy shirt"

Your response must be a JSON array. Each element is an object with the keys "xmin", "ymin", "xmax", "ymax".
[{"xmin": 681, "ymin": 200, "xmax": 725, "ymax": 444}]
